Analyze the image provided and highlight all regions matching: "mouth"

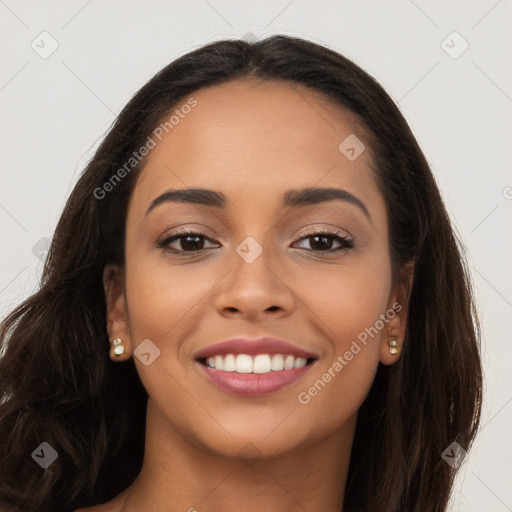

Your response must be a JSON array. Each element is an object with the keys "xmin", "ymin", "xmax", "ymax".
[
  {"xmin": 196, "ymin": 355, "xmax": 317, "ymax": 396},
  {"xmin": 194, "ymin": 337, "xmax": 318, "ymax": 396},
  {"xmin": 197, "ymin": 353, "xmax": 317, "ymax": 373}
]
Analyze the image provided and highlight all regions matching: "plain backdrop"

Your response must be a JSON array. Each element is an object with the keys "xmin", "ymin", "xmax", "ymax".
[{"xmin": 1, "ymin": 1, "xmax": 511, "ymax": 510}]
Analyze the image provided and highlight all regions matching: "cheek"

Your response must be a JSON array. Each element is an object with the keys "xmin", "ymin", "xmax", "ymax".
[
  {"xmin": 125, "ymin": 242, "xmax": 392, "ymax": 366},
  {"xmin": 289, "ymin": 253, "xmax": 392, "ymax": 348},
  {"xmin": 123, "ymin": 236, "xmax": 392, "ymax": 436},
  {"xmin": 289, "ymin": 255, "xmax": 391, "ymax": 419},
  {"xmin": 122, "ymin": 252, "xmax": 216, "ymax": 422},
  {"xmin": 124, "ymin": 251, "xmax": 217, "ymax": 343}
]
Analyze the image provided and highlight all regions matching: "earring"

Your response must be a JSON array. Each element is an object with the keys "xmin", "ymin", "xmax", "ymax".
[
  {"xmin": 388, "ymin": 338, "xmax": 399, "ymax": 355},
  {"xmin": 110, "ymin": 338, "xmax": 125, "ymax": 357}
]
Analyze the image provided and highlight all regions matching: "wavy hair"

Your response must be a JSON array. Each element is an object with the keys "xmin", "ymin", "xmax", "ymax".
[{"xmin": 0, "ymin": 35, "xmax": 482, "ymax": 511}]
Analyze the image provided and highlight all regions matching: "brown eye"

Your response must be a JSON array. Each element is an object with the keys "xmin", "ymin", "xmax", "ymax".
[
  {"xmin": 293, "ymin": 232, "xmax": 354, "ymax": 252},
  {"xmin": 158, "ymin": 230, "xmax": 219, "ymax": 253}
]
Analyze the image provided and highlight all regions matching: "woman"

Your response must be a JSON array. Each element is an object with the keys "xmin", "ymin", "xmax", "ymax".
[{"xmin": 0, "ymin": 35, "xmax": 482, "ymax": 511}]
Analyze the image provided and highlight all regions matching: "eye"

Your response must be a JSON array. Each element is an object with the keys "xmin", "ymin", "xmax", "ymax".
[
  {"xmin": 157, "ymin": 228, "xmax": 219, "ymax": 253},
  {"xmin": 157, "ymin": 228, "xmax": 354, "ymax": 255},
  {"xmin": 293, "ymin": 230, "xmax": 354, "ymax": 252}
]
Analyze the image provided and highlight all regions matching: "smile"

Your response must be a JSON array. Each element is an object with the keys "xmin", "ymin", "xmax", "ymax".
[
  {"xmin": 201, "ymin": 353, "xmax": 314, "ymax": 373},
  {"xmin": 197, "ymin": 354, "xmax": 317, "ymax": 396}
]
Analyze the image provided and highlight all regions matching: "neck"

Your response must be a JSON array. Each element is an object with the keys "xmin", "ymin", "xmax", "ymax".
[{"xmin": 120, "ymin": 399, "xmax": 356, "ymax": 512}]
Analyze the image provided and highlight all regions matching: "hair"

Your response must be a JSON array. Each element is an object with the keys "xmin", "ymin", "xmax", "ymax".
[{"xmin": 0, "ymin": 35, "xmax": 482, "ymax": 512}]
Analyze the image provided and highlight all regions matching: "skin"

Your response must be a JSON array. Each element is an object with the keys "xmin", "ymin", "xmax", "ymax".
[{"xmin": 78, "ymin": 79, "xmax": 413, "ymax": 512}]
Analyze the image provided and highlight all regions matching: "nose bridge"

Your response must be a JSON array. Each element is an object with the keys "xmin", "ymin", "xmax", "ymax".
[
  {"xmin": 214, "ymin": 232, "xmax": 294, "ymax": 318},
  {"xmin": 235, "ymin": 235, "xmax": 266, "ymax": 266},
  {"xmin": 231, "ymin": 233, "xmax": 279, "ymax": 290}
]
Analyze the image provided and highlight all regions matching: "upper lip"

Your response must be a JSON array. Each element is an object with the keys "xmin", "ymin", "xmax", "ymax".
[{"xmin": 194, "ymin": 337, "xmax": 318, "ymax": 360}]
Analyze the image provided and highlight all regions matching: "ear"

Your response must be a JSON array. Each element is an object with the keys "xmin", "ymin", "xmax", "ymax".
[
  {"xmin": 103, "ymin": 264, "xmax": 132, "ymax": 361},
  {"xmin": 379, "ymin": 259, "xmax": 415, "ymax": 365}
]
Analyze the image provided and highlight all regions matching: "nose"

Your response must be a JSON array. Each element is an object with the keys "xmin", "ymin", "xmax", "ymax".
[{"xmin": 213, "ymin": 241, "xmax": 296, "ymax": 321}]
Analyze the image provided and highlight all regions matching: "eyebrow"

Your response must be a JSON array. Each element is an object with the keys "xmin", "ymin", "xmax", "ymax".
[{"xmin": 146, "ymin": 186, "xmax": 370, "ymax": 219}]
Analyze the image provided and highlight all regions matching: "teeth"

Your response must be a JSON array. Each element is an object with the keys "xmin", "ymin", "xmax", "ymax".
[
  {"xmin": 204, "ymin": 353, "xmax": 310, "ymax": 373},
  {"xmin": 253, "ymin": 354, "xmax": 272, "ymax": 373},
  {"xmin": 284, "ymin": 355, "xmax": 295, "ymax": 370},
  {"xmin": 235, "ymin": 354, "xmax": 253, "ymax": 374},
  {"xmin": 294, "ymin": 357, "xmax": 307, "ymax": 368},
  {"xmin": 271, "ymin": 354, "xmax": 284, "ymax": 371},
  {"xmin": 223, "ymin": 353, "xmax": 236, "ymax": 372}
]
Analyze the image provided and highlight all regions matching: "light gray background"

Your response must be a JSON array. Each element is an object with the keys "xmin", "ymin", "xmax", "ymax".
[{"xmin": 1, "ymin": 1, "xmax": 511, "ymax": 510}]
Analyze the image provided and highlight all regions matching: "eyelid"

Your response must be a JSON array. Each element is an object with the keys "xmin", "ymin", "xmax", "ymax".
[
  {"xmin": 157, "ymin": 226, "xmax": 218, "ymax": 248},
  {"xmin": 292, "ymin": 226, "xmax": 354, "ymax": 252},
  {"xmin": 295, "ymin": 225, "xmax": 353, "ymax": 240},
  {"xmin": 158, "ymin": 225, "xmax": 218, "ymax": 241},
  {"xmin": 157, "ymin": 224, "xmax": 355, "ymax": 256}
]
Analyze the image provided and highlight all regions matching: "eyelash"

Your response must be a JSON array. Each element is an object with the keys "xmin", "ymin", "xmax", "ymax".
[{"xmin": 157, "ymin": 227, "xmax": 355, "ymax": 255}]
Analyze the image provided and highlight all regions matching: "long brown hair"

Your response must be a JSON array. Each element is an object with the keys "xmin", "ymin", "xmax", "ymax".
[{"xmin": 0, "ymin": 35, "xmax": 482, "ymax": 511}]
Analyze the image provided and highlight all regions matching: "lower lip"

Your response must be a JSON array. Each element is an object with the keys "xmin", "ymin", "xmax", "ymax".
[{"xmin": 197, "ymin": 361, "xmax": 316, "ymax": 396}]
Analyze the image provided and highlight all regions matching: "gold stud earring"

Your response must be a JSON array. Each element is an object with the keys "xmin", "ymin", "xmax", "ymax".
[
  {"xmin": 110, "ymin": 338, "xmax": 125, "ymax": 357},
  {"xmin": 388, "ymin": 338, "xmax": 399, "ymax": 355}
]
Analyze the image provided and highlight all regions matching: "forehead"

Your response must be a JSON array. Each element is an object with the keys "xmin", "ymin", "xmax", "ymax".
[{"xmin": 130, "ymin": 79, "xmax": 384, "ymax": 220}]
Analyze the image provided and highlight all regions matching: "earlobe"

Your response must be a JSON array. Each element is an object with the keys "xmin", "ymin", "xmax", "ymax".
[
  {"xmin": 109, "ymin": 337, "xmax": 129, "ymax": 360},
  {"xmin": 379, "ymin": 336, "xmax": 402, "ymax": 366},
  {"xmin": 379, "ymin": 259, "xmax": 415, "ymax": 366},
  {"xmin": 103, "ymin": 264, "xmax": 132, "ymax": 361}
]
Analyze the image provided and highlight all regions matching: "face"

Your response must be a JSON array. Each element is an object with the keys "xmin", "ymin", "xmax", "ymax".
[{"xmin": 105, "ymin": 79, "xmax": 410, "ymax": 460}]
